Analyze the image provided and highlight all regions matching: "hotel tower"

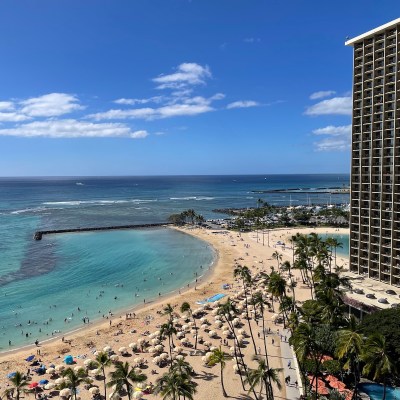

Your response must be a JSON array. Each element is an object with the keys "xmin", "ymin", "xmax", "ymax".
[{"xmin": 346, "ymin": 19, "xmax": 400, "ymax": 287}]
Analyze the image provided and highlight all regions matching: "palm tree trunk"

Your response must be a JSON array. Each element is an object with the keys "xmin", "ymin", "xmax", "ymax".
[
  {"xmin": 261, "ymin": 311, "xmax": 273, "ymax": 399},
  {"xmin": 192, "ymin": 315, "xmax": 198, "ymax": 350},
  {"xmin": 243, "ymin": 291, "xmax": 257, "ymax": 355},
  {"xmin": 126, "ymin": 383, "xmax": 131, "ymax": 400},
  {"xmin": 220, "ymin": 364, "xmax": 227, "ymax": 397},
  {"xmin": 383, "ymin": 379, "xmax": 387, "ymax": 400},
  {"xmin": 102, "ymin": 366, "xmax": 107, "ymax": 399}
]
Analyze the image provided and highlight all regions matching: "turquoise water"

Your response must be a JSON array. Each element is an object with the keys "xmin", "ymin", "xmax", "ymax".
[
  {"xmin": 319, "ymin": 233, "xmax": 349, "ymax": 258},
  {"xmin": 0, "ymin": 175, "xmax": 349, "ymax": 351},
  {"xmin": 0, "ymin": 228, "xmax": 215, "ymax": 350},
  {"xmin": 359, "ymin": 383, "xmax": 400, "ymax": 400}
]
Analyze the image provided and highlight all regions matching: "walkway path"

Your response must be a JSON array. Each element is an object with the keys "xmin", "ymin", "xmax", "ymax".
[{"xmin": 278, "ymin": 328, "xmax": 302, "ymax": 400}]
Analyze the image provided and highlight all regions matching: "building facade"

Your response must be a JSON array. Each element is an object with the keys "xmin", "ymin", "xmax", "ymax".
[{"xmin": 346, "ymin": 19, "xmax": 400, "ymax": 287}]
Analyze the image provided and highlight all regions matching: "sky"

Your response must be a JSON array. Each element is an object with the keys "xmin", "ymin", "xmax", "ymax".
[{"xmin": 0, "ymin": 0, "xmax": 398, "ymax": 176}]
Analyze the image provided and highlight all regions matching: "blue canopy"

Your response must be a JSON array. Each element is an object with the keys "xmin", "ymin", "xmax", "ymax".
[
  {"xmin": 39, "ymin": 379, "xmax": 49, "ymax": 385},
  {"xmin": 64, "ymin": 355, "xmax": 74, "ymax": 365},
  {"xmin": 25, "ymin": 355, "xmax": 35, "ymax": 362},
  {"xmin": 7, "ymin": 372, "xmax": 16, "ymax": 378}
]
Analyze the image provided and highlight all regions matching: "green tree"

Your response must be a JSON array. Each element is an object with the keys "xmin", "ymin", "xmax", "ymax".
[
  {"xmin": 336, "ymin": 316, "xmax": 364, "ymax": 399},
  {"xmin": 95, "ymin": 351, "xmax": 112, "ymax": 400},
  {"xmin": 5, "ymin": 372, "xmax": 29, "ymax": 400},
  {"xmin": 107, "ymin": 362, "xmax": 146, "ymax": 400},
  {"xmin": 154, "ymin": 370, "xmax": 196, "ymax": 400},
  {"xmin": 62, "ymin": 367, "xmax": 89, "ymax": 400},
  {"xmin": 361, "ymin": 334, "xmax": 396, "ymax": 400},
  {"xmin": 245, "ymin": 355, "xmax": 282, "ymax": 400},
  {"xmin": 180, "ymin": 301, "xmax": 198, "ymax": 350},
  {"xmin": 233, "ymin": 265, "xmax": 257, "ymax": 354},
  {"xmin": 207, "ymin": 347, "xmax": 232, "ymax": 397},
  {"xmin": 160, "ymin": 321, "xmax": 177, "ymax": 363}
]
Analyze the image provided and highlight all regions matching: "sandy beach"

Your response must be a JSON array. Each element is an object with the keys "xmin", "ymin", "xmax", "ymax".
[{"xmin": 0, "ymin": 225, "xmax": 349, "ymax": 400}]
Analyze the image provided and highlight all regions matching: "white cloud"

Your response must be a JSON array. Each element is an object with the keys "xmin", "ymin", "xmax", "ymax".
[
  {"xmin": 312, "ymin": 124, "xmax": 351, "ymax": 136},
  {"xmin": 114, "ymin": 96, "xmax": 163, "ymax": 105},
  {"xmin": 244, "ymin": 37, "xmax": 261, "ymax": 43},
  {"xmin": 0, "ymin": 112, "xmax": 30, "ymax": 122},
  {"xmin": 314, "ymin": 138, "xmax": 350, "ymax": 151},
  {"xmin": 0, "ymin": 119, "xmax": 147, "ymax": 139},
  {"xmin": 88, "ymin": 95, "xmax": 217, "ymax": 121},
  {"xmin": 0, "ymin": 101, "xmax": 15, "ymax": 111},
  {"xmin": 20, "ymin": 93, "xmax": 84, "ymax": 117},
  {"xmin": 312, "ymin": 124, "xmax": 351, "ymax": 151},
  {"xmin": 309, "ymin": 90, "xmax": 336, "ymax": 100},
  {"xmin": 130, "ymin": 130, "xmax": 149, "ymax": 139},
  {"xmin": 153, "ymin": 63, "xmax": 211, "ymax": 89},
  {"xmin": 305, "ymin": 96, "xmax": 352, "ymax": 116},
  {"xmin": 226, "ymin": 100, "xmax": 260, "ymax": 109}
]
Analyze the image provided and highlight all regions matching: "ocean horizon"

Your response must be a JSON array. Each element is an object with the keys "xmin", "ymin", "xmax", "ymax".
[{"xmin": 0, "ymin": 174, "xmax": 350, "ymax": 350}]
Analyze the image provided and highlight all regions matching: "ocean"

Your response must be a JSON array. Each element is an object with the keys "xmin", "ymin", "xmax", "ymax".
[{"xmin": 0, "ymin": 174, "xmax": 349, "ymax": 350}]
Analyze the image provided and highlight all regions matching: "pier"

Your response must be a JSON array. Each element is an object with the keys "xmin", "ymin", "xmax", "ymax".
[{"xmin": 33, "ymin": 222, "xmax": 173, "ymax": 240}]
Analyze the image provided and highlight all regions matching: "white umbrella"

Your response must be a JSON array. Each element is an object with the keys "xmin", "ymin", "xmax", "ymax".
[
  {"xmin": 147, "ymin": 346, "xmax": 155, "ymax": 354},
  {"xmin": 46, "ymin": 367, "xmax": 55, "ymax": 374},
  {"xmin": 129, "ymin": 342, "xmax": 137, "ymax": 349},
  {"xmin": 132, "ymin": 391, "xmax": 143, "ymax": 399},
  {"xmin": 154, "ymin": 344, "xmax": 164, "ymax": 352},
  {"xmin": 208, "ymin": 330, "xmax": 216, "ymax": 337},
  {"xmin": 55, "ymin": 378, "xmax": 65, "ymax": 385},
  {"xmin": 55, "ymin": 365, "xmax": 65, "ymax": 372},
  {"xmin": 118, "ymin": 347, "xmax": 128, "ymax": 354},
  {"xmin": 83, "ymin": 359, "xmax": 93, "ymax": 367},
  {"xmin": 44, "ymin": 383, "xmax": 55, "ymax": 390},
  {"xmin": 110, "ymin": 355, "xmax": 119, "ymax": 362},
  {"xmin": 74, "ymin": 366, "xmax": 84, "ymax": 373},
  {"xmin": 60, "ymin": 388, "xmax": 72, "ymax": 397},
  {"xmin": 103, "ymin": 346, "xmax": 112, "ymax": 352},
  {"xmin": 133, "ymin": 357, "xmax": 143, "ymax": 364},
  {"xmin": 89, "ymin": 387, "xmax": 100, "ymax": 394},
  {"xmin": 176, "ymin": 354, "xmax": 185, "ymax": 361},
  {"xmin": 137, "ymin": 382, "xmax": 147, "ymax": 390},
  {"xmin": 151, "ymin": 338, "xmax": 160, "ymax": 344}
]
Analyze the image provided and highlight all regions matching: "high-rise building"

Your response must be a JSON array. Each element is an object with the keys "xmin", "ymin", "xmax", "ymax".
[{"xmin": 346, "ymin": 18, "xmax": 400, "ymax": 287}]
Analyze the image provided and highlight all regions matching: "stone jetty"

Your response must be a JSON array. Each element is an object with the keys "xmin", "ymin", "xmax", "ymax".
[{"xmin": 33, "ymin": 222, "xmax": 173, "ymax": 240}]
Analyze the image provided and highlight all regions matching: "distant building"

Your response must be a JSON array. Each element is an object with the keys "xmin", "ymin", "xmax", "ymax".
[{"xmin": 346, "ymin": 18, "xmax": 400, "ymax": 287}]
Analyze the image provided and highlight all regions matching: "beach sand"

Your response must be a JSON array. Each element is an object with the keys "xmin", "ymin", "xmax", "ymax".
[{"xmin": 0, "ymin": 226, "xmax": 349, "ymax": 400}]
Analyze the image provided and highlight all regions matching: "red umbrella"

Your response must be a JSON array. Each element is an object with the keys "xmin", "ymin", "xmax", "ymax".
[{"xmin": 29, "ymin": 382, "xmax": 39, "ymax": 388}]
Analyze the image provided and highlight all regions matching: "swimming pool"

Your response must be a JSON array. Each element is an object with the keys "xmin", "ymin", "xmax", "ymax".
[
  {"xmin": 358, "ymin": 383, "xmax": 400, "ymax": 400},
  {"xmin": 196, "ymin": 293, "xmax": 226, "ymax": 305}
]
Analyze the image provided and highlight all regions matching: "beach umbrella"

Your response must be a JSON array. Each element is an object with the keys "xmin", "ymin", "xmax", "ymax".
[
  {"xmin": 103, "ymin": 346, "xmax": 112, "ymax": 352},
  {"xmin": 174, "ymin": 346, "xmax": 183, "ymax": 354},
  {"xmin": 201, "ymin": 324, "xmax": 209, "ymax": 330},
  {"xmin": 136, "ymin": 382, "xmax": 147, "ymax": 390},
  {"xmin": 133, "ymin": 357, "xmax": 143, "ymax": 364},
  {"xmin": 55, "ymin": 378, "xmax": 65, "ymax": 385},
  {"xmin": 137, "ymin": 338, "xmax": 145, "ymax": 344},
  {"xmin": 39, "ymin": 379, "xmax": 49, "ymax": 385},
  {"xmin": 89, "ymin": 387, "xmax": 100, "ymax": 394},
  {"xmin": 176, "ymin": 332, "xmax": 185, "ymax": 339},
  {"xmin": 74, "ymin": 366, "xmax": 84, "ymax": 373},
  {"xmin": 83, "ymin": 359, "xmax": 93, "ymax": 367},
  {"xmin": 110, "ymin": 355, "xmax": 119, "ymax": 362},
  {"xmin": 176, "ymin": 355, "xmax": 184, "ymax": 361},
  {"xmin": 151, "ymin": 338, "xmax": 160, "ymax": 344},
  {"xmin": 132, "ymin": 391, "xmax": 143, "ymax": 399},
  {"xmin": 154, "ymin": 344, "xmax": 164, "ymax": 352},
  {"xmin": 25, "ymin": 355, "xmax": 35, "ymax": 362},
  {"xmin": 128, "ymin": 342, "xmax": 137, "ymax": 349},
  {"xmin": 173, "ymin": 318, "xmax": 180, "ymax": 324},
  {"xmin": 134, "ymin": 368, "xmax": 142, "ymax": 374},
  {"xmin": 64, "ymin": 355, "xmax": 74, "ymax": 365},
  {"xmin": 44, "ymin": 383, "xmax": 55, "ymax": 390},
  {"xmin": 7, "ymin": 372, "xmax": 17, "ymax": 378},
  {"xmin": 147, "ymin": 346, "xmax": 155, "ymax": 354},
  {"xmin": 208, "ymin": 330, "xmax": 216, "ymax": 337},
  {"xmin": 210, "ymin": 346, "xmax": 217, "ymax": 351},
  {"xmin": 29, "ymin": 382, "xmax": 39, "ymax": 389},
  {"xmin": 60, "ymin": 388, "xmax": 72, "ymax": 397},
  {"xmin": 118, "ymin": 347, "xmax": 127, "ymax": 354},
  {"xmin": 46, "ymin": 367, "xmax": 55, "ymax": 374}
]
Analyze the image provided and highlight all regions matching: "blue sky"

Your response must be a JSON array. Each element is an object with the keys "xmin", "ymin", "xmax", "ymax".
[{"xmin": 0, "ymin": 0, "xmax": 397, "ymax": 176}]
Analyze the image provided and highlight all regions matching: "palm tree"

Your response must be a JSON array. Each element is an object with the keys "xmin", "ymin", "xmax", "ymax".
[
  {"xmin": 361, "ymin": 334, "xmax": 396, "ymax": 400},
  {"xmin": 336, "ymin": 316, "xmax": 364, "ymax": 400},
  {"xmin": 180, "ymin": 302, "xmax": 198, "ymax": 350},
  {"xmin": 62, "ymin": 367, "xmax": 89, "ymax": 400},
  {"xmin": 160, "ymin": 321, "xmax": 177, "ymax": 363},
  {"xmin": 95, "ymin": 351, "xmax": 112, "ymax": 399},
  {"xmin": 251, "ymin": 292, "xmax": 272, "ymax": 364},
  {"xmin": 268, "ymin": 271, "xmax": 289, "ymax": 325},
  {"xmin": 154, "ymin": 370, "xmax": 197, "ymax": 400},
  {"xmin": 218, "ymin": 299, "xmax": 247, "ymax": 390},
  {"xmin": 233, "ymin": 265, "xmax": 257, "ymax": 354},
  {"xmin": 245, "ymin": 355, "xmax": 282, "ymax": 400},
  {"xmin": 207, "ymin": 347, "xmax": 232, "ymax": 397},
  {"xmin": 170, "ymin": 358, "xmax": 194, "ymax": 377},
  {"xmin": 5, "ymin": 371, "xmax": 29, "ymax": 400},
  {"xmin": 163, "ymin": 303, "xmax": 175, "ymax": 322},
  {"xmin": 272, "ymin": 251, "xmax": 282, "ymax": 271},
  {"xmin": 107, "ymin": 362, "xmax": 146, "ymax": 400}
]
